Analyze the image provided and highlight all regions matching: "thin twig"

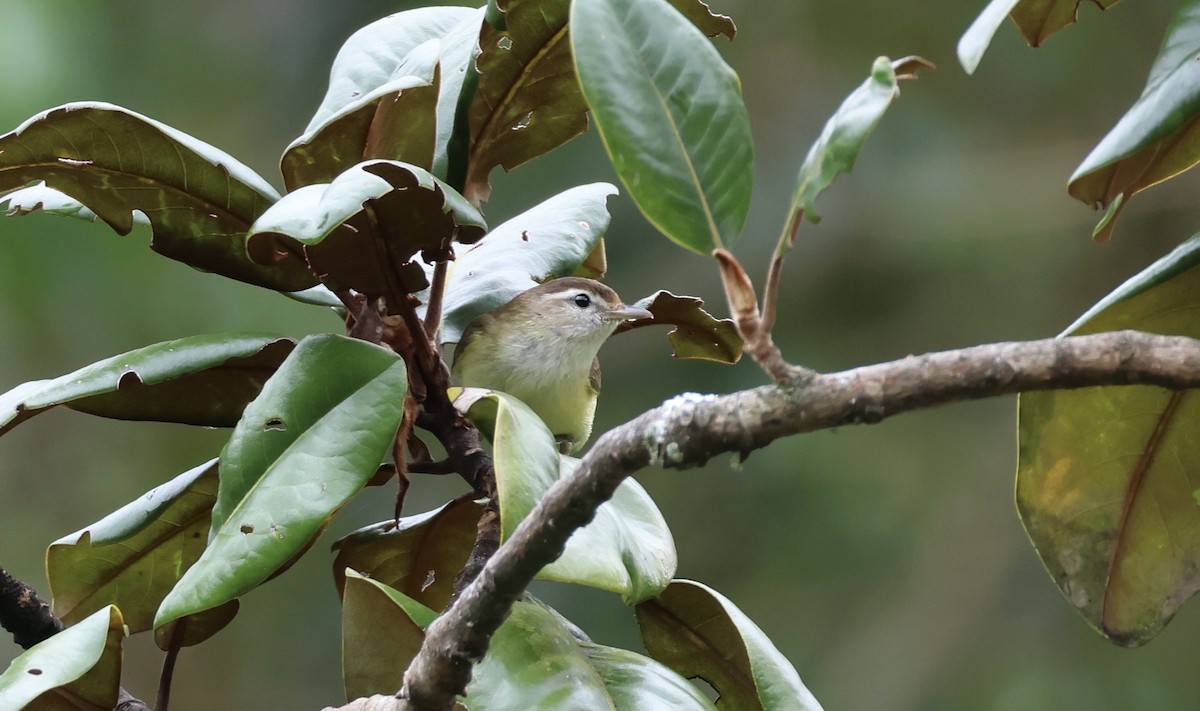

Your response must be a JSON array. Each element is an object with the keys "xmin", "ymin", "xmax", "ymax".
[
  {"xmin": 424, "ymin": 260, "xmax": 449, "ymax": 339},
  {"xmin": 155, "ymin": 618, "xmax": 184, "ymax": 711}
]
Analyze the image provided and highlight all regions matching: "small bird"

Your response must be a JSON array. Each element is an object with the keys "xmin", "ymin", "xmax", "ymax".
[{"xmin": 452, "ymin": 277, "xmax": 652, "ymax": 453}]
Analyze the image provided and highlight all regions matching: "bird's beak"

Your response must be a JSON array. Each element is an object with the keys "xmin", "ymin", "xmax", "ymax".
[{"xmin": 605, "ymin": 304, "xmax": 654, "ymax": 322}]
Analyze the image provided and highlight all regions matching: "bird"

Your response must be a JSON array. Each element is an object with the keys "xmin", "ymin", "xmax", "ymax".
[{"xmin": 451, "ymin": 277, "xmax": 652, "ymax": 453}]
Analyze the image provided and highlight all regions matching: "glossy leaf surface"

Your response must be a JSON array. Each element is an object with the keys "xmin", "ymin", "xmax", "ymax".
[
  {"xmin": 331, "ymin": 497, "xmax": 484, "ymax": 611},
  {"xmin": 958, "ymin": 0, "xmax": 1121, "ymax": 72},
  {"xmin": 0, "ymin": 102, "xmax": 313, "ymax": 290},
  {"xmin": 572, "ymin": 0, "xmax": 753, "ymax": 254},
  {"xmin": 454, "ymin": 389, "xmax": 676, "ymax": 602},
  {"xmin": 1018, "ymin": 230, "xmax": 1200, "ymax": 645},
  {"xmin": 1068, "ymin": 0, "xmax": 1200, "ymax": 242},
  {"xmin": 438, "ymin": 182, "xmax": 616, "ymax": 345},
  {"xmin": 0, "ymin": 334, "xmax": 295, "ymax": 436},
  {"xmin": 341, "ymin": 571, "xmax": 434, "ymax": 701},
  {"xmin": 623, "ymin": 290, "xmax": 742, "ymax": 363},
  {"xmin": 637, "ymin": 580, "xmax": 823, "ymax": 711},
  {"xmin": 0, "ymin": 181, "xmax": 108, "ymax": 223},
  {"xmin": 155, "ymin": 335, "xmax": 407, "ymax": 628},
  {"xmin": 249, "ymin": 160, "xmax": 485, "ymax": 304},
  {"xmin": 0, "ymin": 606, "xmax": 124, "ymax": 711}
]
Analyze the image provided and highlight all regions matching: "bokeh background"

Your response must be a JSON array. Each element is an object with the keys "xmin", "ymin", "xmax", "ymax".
[{"xmin": 3, "ymin": 0, "xmax": 1199, "ymax": 708}]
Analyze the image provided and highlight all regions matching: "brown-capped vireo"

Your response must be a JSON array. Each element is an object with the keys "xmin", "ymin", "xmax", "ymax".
[{"xmin": 451, "ymin": 277, "xmax": 652, "ymax": 453}]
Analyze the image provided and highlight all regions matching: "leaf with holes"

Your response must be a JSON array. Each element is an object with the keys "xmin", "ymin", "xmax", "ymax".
[
  {"xmin": 0, "ymin": 334, "xmax": 295, "ymax": 436},
  {"xmin": 48, "ymin": 459, "xmax": 239, "ymax": 648},
  {"xmin": 0, "ymin": 606, "xmax": 125, "ymax": 711},
  {"xmin": 438, "ymin": 182, "xmax": 616, "ymax": 345},
  {"xmin": 154, "ymin": 335, "xmax": 407, "ymax": 629},
  {"xmin": 620, "ymin": 290, "xmax": 742, "ymax": 363},
  {"xmin": 1067, "ymin": 0, "xmax": 1200, "ymax": 242},
  {"xmin": 637, "ymin": 580, "xmax": 823, "ymax": 711},
  {"xmin": 331, "ymin": 497, "xmax": 485, "ymax": 611},
  {"xmin": 248, "ymin": 160, "xmax": 485, "ymax": 306},
  {"xmin": 0, "ymin": 102, "xmax": 314, "ymax": 290},
  {"xmin": 572, "ymin": 0, "xmax": 752, "ymax": 254},
  {"xmin": 958, "ymin": 0, "xmax": 1122, "ymax": 73},
  {"xmin": 1018, "ymin": 228, "xmax": 1200, "ymax": 645}
]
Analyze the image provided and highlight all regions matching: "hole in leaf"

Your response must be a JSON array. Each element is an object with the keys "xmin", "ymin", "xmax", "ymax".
[
  {"xmin": 689, "ymin": 676, "xmax": 719, "ymax": 702},
  {"xmin": 512, "ymin": 111, "xmax": 532, "ymax": 131},
  {"xmin": 240, "ymin": 524, "xmax": 254, "ymax": 534},
  {"xmin": 498, "ymin": 36, "xmax": 513, "ymax": 50},
  {"xmin": 263, "ymin": 417, "xmax": 287, "ymax": 432},
  {"xmin": 27, "ymin": 668, "xmax": 42, "ymax": 676},
  {"xmin": 421, "ymin": 570, "xmax": 436, "ymax": 592}
]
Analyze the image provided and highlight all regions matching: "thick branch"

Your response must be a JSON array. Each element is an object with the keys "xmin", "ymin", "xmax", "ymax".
[{"xmin": 397, "ymin": 330, "xmax": 1200, "ymax": 709}]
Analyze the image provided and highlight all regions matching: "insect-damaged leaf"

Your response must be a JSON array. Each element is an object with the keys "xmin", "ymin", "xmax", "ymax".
[
  {"xmin": 958, "ymin": 0, "xmax": 1123, "ymax": 74},
  {"xmin": 621, "ymin": 290, "xmax": 742, "ymax": 363},
  {"xmin": 0, "ymin": 607, "xmax": 125, "ymax": 711}
]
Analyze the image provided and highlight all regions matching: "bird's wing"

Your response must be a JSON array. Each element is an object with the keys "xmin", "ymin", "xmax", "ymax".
[{"xmin": 589, "ymin": 356, "xmax": 602, "ymax": 395}]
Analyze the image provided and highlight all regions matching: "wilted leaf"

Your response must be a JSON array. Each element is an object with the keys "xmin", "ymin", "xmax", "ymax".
[
  {"xmin": 637, "ymin": 580, "xmax": 823, "ymax": 711},
  {"xmin": 438, "ymin": 182, "xmax": 616, "ymax": 345},
  {"xmin": 332, "ymin": 497, "xmax": 485, "ymax": 611},
  {"xmin": 572, "ymin": 0, "xmax": 753, "ymax": 254},
  {"xmin": 155, "ymin": 335, "xmax": 407, "ymax": 629},
  {"xmin": 283, "ymin": 41, "xmax": 441, "ymax": 191},
  {"xmin": 341, "ymin": 572, "xmax": 435, "ymax": 700},
  {"xmin": 0, "ymin": 334, "xmax": 295, "ymax": 436},
  {"xmin": 48, "ymin": 459, "xmax": 237, "ymax": 648},
  {"xmin": 248, "ymin": 160, "xmax": 485, "ymax": 306},
  {"xmin": 1068, "ymin": 0, "xmax": 1200, "ymax": 242},
  {"xmin": 454, "ymin": 389, "xmax": 676, "ymax": 602},
  {"xmin": 0, "ymin": 102, "xmax": 313, "ymax": 291},
  {"xmin": 958, "ymin": 0, "xmax": 1121, "ymax": 73},
  {"xmin": 778, "ymin": 56, "xmax": 928, "ymax": 253},
  {"xmin": 0, "ymin": 606, "xmax": 124, "ymax": 711},
  {"xmin": 1018, "ymin": 229, "xmax": 1200, "ymax": 645},
  {"xmin": 620, "ymin": 290, "xmax": 742, "ymax": 363}
]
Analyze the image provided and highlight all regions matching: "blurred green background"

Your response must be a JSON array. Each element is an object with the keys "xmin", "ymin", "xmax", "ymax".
[{"xmin": 3, "ymin": 0, "xmax": 1200, "ymax": 708}]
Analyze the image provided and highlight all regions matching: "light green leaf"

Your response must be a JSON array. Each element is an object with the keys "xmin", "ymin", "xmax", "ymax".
[
  {"xmin": 454, "ymin": 389, "xmax": 676, "ymax": 602},
  {"xmin": 1018, "ymin": 228, "xmax": 1200, "ymax": 645},
  {"xmin": 0, "ymin": 334, "xmax": 295, "ymax": 436},
  {"xmin": 431, "ymin": 9, "xmax": 488, "ymax": 182},
  {"xmin": 777, "ymin": 56, "xmax": 926, "ymax": 254},
  {"xmin": 0, "ymin": 606, "xmax": 124, "ymax": 711},
  {"xmin": 958, "ymin": 0, "xmax": 1122, "ymax": 73},
  {"xmin": 1068, "ymin": 0, "xmax": 1200, "ymax": 242},
  {"xmin": 48, "ymin": 459, "xmax": 239, "ymax": 649},
  {"xmin": 572, "ymin": 0, "xmax": 753, "ymax": 254},
  {"xmin": 248, "ymin": 160, "xmax": 485, "ymax": 304},
  {"xmin": 341, "ymin": 571, "xmax": 435, "ymax": 701},
  {"xmin": 957, "ymin": 0, "xmax": 1021, "ymax": 74},
  {"xmin": 331, "ymin": 497, "xmax": 485, "ymax": 612},
  {"xmin": 637, "ymin": 580, "xmax": 823, "ymax": 711},
  {"xmin": 0, "ymin": 181, "xmax": 108, "ymax": 223},
  {"xmin": 0, "ymin": 102, "xmax": 314, "ymax": 291},
  {"xmin": 622, "ymin": 290, "xmax": 742, "ymax": 363},
  {"xmin": 155, "ymin": 335, "xmax": 407, "ymax": 629},
  {"xmin": 438, "ymin": 182, "xmax": 616, "ymax": 345},
  {"xmin": 666, "ymin": 0, "xmax": 737, "ymax": 40}
]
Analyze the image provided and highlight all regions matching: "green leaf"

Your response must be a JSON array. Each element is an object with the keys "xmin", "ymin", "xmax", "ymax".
[
  {"xmin": 1017, "ymin": 229, "xmax": 1200, "ymax": 645},
  {"xmin": 48, "ymin": 459, "xmax": 237, "ymax": 648},
  {"xmin": 957, "ymin": 0, "xmax": 1022, "ymax": 74},
  {"xmin": 0, "ymin": 606, "xmax": 125, "ymax": 711},
  {"xmin": 432, "ymin": 9, "xmax": 488, "ymax": 182},
  {"xmin": 465, "ymin": 598, "xmax": 718, "ymax": 710},
  {"xmin": 0, "ymin": 181, "xmax": 109, "ymax": 223},
  {"xmin": 777, "ymin": 56, "xmax": 926, "ymax": 254},
  {"xmin": 331, "ymin": 497, "xmax": 485, "ymax": 611},
  {"xmin": 248, "ymin": 160, "xmax": 485, "ymax": 306},
  {"xmin": 572, "ymin": 0, "xmax": 753, "ymax": 254},
  {"xmin": 282, "ymin": 40, "xmax": 441, "ymax": 191},
  {"xmin": 463, "ymin": 0, "xmax": 588, "ymax": 203},
  {"xmin": 454, "ymin": 389, "xmax": 676, "ymax": 602},
  {"xmin": 1068, "ymin": 0, "xmax": 1200, "ymax": 242},
  {"xmin": 0, "ymin": 102, "xmax": 314, "ymax": 291},
  {"xmin": 622, "ymin": 290, "xmax": 742, "ymax": 363},
  {"xmin": 154, "ymin": 335, "xmax": 407, "ymax": 629},
  {"xmin": 438, "ymin": 182, "xmax": 616, "ymax": 345},
  {"xmin": 0, "ymin": 334, "xmax": 295, "ymax": 436},
  {"xmin": 341, "ymin": 571, "xmax": 435, "ymax": 701},
  {"xmin": 637, "ymin": 580, "xmax": 823, "ymax": 711},
  {"xmin": 958, "ymin": 0, "xmax": 1121, "ymax": 72},
  {"xmin": 666, "ymin": 0, "xmax": 737, "ymax": 40}
]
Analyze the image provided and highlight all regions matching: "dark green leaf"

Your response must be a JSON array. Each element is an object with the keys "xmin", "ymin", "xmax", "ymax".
[
  {"xmin": 438, "ymin": 182, "xmax": 616, "ymax": 345},
  {"xmin": 958, "ymin": 0, "xmax": 1121, "ymax": 73},
  {"xmin": 778, "ymin": 57, "xmax": 926, "ymax": 254},
  {"xmin": 463, "ymin": 0, "xmax": 588, "ymax": 204},
  {"xmin": 282, "ymin": 41, "xmax": 441, "ymax": 191},
  {"xmin": 637, "ymin": 580, "xmax": 823, "ymax": 711},
  {"xmin": 155, "ymin": 335, "xmax": 407, "ymax": 629},
  {"xmin": 1017, "ymin": 229, "xmax": 1200, "ymax": 645},
  {"xmin": 1068, "ymin": 0, "xmax": 1200, "ymax": 242},
  {"xmin": 48, "ymin": 459, "xmax": 238, "ymax": 648},
  {"xmin": 572, "ymin": 0, "xmax": 753, "ymax": 253},
  {"xmin": 331, "ymin": 497, "xmax": 485, "ymax": 611},
  {"xmin": 622, "ymin": 290, "xmax": 742, "ymax": 363},
  {"xmin": 0, "ymin": 102, "xmax": 314, "ymax": 291},
  {"xmin": 341, "ymin": 571, "xmax": 433, "ymax": 700},
  {"xmin": 431, "ymin": 9, "xmax": 488, "ymax": 181},
  {"xmin": 0, "ymin": 334, "xmax": 295, "ymax": 436},
  {"xmin": 249, "ymin": 160, "xmax": 485, "ymax": 306},
  {"xmin": 0, "ymin": 606, "xmax": 124, "ymax": 711}
]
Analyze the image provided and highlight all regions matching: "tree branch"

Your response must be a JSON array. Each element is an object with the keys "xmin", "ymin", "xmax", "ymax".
[{"xmin": 396, "ymin": 330, "xmax": 1200, "ymax": 709}]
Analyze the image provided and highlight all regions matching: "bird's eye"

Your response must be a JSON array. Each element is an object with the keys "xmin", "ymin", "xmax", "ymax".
[{"xmin": 573, "ymin": 293, "xmax": 591, "ymax": 308}]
